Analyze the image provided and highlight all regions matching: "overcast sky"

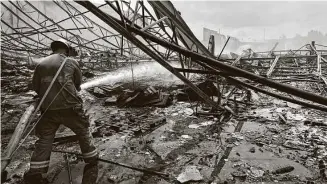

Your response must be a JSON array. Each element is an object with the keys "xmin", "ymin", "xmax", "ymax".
[{"xmin": 172, "ymin": 1, "xmax": 327, "ymax": 41}]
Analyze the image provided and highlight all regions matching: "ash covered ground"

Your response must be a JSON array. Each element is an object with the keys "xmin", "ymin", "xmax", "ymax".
[{"xmin": 1, "ymin": 61, "xmax": 327, "ymax": 184}]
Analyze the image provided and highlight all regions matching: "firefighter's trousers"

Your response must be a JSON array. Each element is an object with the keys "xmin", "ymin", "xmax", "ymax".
[{"xmin": 26, "ymin": 106, "xmax": 98, "ymax": 175}]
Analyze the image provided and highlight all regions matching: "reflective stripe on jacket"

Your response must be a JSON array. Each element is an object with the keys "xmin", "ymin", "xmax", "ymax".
[{"xmin": 32, "ymin": 54, "xmax": 83, "ymax": 111}]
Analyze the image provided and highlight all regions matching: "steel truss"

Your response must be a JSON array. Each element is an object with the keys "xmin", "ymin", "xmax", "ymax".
[
  {"xmin": 1, "ymin": 0, "xmax": 327, "ymax": 112},
  {"xmin": 76, "ymin": 1, "xmax": 327, "ymax": 111}
]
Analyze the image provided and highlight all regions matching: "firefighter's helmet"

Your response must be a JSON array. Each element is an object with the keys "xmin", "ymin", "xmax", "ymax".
[{"xmin": 50, "ymin": 39, "xmax": 69, "ymax": 52}]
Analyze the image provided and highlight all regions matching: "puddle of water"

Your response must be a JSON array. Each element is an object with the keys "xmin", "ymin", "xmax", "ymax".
[
  {"xmin": 241, "ymin": 121, "xmax": 267, "ymax": 133},
  {"xmin": 144, "ymin": 119, "xmax": 176, "ymax": 143},
  {"xmin": 222, "ymin": 124, "xmax": 235, "ymax": 133},
  {"xmin": 188, "ymin": 120, "xmax": 215, "ymax": 129},
  {"xmin": 151, "ymin": 141, "xmax": 184, "ymax": 160},
  {"xmin": 249, "ymin": 108, "xmax": 274, "ymax": 120},
  {"xmin": 52, "ymin": 162, "xmax": 85, "ymax": 184},
  {"xmin": 286, "ymin": 111, "xmax": 306, "ymax": 121},
  {"xmin": 187, "ymin": 141, "xmax": 220, "ymax": 155},
  {"xmin": 218, "ymin": 143, "xmax": 313, "ymax": 181}
]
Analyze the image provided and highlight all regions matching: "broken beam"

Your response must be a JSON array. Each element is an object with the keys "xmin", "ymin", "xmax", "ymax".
[
  {"xmin": 232, "ymin": 54, "xmax": 242, "ymax": 66},
  {"xmin": 194, "ymin": 61, "xmax": 327, "ymax": 112},
  {"xmin": 141, "ymin": 16, "xmax": 168, "ymax": 31},
  {"xmin": 76, "ymin": 1, "xmax": 227, "ymax": 111},
  {"xmin": 266, "ymin": 55, "xmax": 280, "ymax": 78},
  {"xmin": 217, "ymin": 36, "xmax": 230, "ymax": 59},
  {"xmin": 174, "ymin": 68, "xmax": 236, "ymax": 76},
  {"xmin": 122, "ymin": 19, "xmax": 327, "ymax": 106}
]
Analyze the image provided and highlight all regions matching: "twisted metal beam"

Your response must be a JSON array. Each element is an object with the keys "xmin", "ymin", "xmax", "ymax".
[
  {"xmin": 85, "ymin": 5, "xmax": 327, "ymax": 106},
  {"xmin": 23, "ymin": 1, "xmax": 106, "ymax": 51},
  {"xmin": 75, "ymin": 0, "xmax": 225, "ymax": 111},
  {"xmin": 54, "ymin": 1, "xmax": 119, "ymax": 50}
]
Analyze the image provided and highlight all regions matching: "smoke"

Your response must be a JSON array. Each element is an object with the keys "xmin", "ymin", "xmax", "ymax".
[{"xmin": 81, "ymin": 61, "xmax": 196, "ymax": 89}]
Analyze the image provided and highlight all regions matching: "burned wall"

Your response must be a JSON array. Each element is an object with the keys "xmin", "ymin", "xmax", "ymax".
[
  {"xmin": 202, "ymin": 27, "xmax": 327, "ymax": 54},
  {"xmin": 203, "ymin": 27, "xmax": 241, "ymax": 55}
]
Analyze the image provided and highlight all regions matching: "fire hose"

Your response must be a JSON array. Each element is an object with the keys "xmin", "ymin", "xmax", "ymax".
[
  {"xmin": 1, "ymin": 57, "xmax": 69, "ymax": 173},
  {"xmin": 52, "ymin": 149, "xmax": 169, "ymax": 178}
]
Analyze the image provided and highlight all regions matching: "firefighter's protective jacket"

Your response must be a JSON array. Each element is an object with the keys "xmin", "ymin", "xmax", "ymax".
[{"xmin": 32, "ymin": 53, "xmax": 83, "ymax": 111}]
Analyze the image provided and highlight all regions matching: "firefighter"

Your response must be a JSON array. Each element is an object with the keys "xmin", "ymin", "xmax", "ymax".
[{"xmin": 24, "ymin": 39, "xmax": 98, "ymax": 184}]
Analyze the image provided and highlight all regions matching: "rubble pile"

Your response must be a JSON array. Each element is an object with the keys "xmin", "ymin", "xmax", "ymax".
[
  {"xmin": 116, "ymin": 86, "xmax": 172, "ymax": 107},
  {"xmin": 1, "ymin": 60, "xmax": 35, "ymax": 150},
  {"xmin": 2, "ymin": 57, "xmax": 327, "ymax": 184},
  {"xmin": 86, "ymin": 80, "xmax": 226, "ymax": 109},
  {"xmin": 2, "ymin": 1, "xmax": 327, "ymax": 183},
  {"xmin": 1, "ymin": 60, "xmax": 33, "ymax": 93},
  {"xmin": 225, "ymin": 92, "xmax": 327, "ymax": 183},
  {"xmin": 2, "ymin": 74, "xmax": 326, "ymax": 183}
]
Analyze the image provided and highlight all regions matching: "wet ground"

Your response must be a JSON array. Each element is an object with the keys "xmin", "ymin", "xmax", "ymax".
[
  {"xmin": 1, "ymin": 64, "xmax": 327, "ymax": 184},
  {"xmin": 2, "ymin": 90, "xmax": 327, "ymax": 184}
]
